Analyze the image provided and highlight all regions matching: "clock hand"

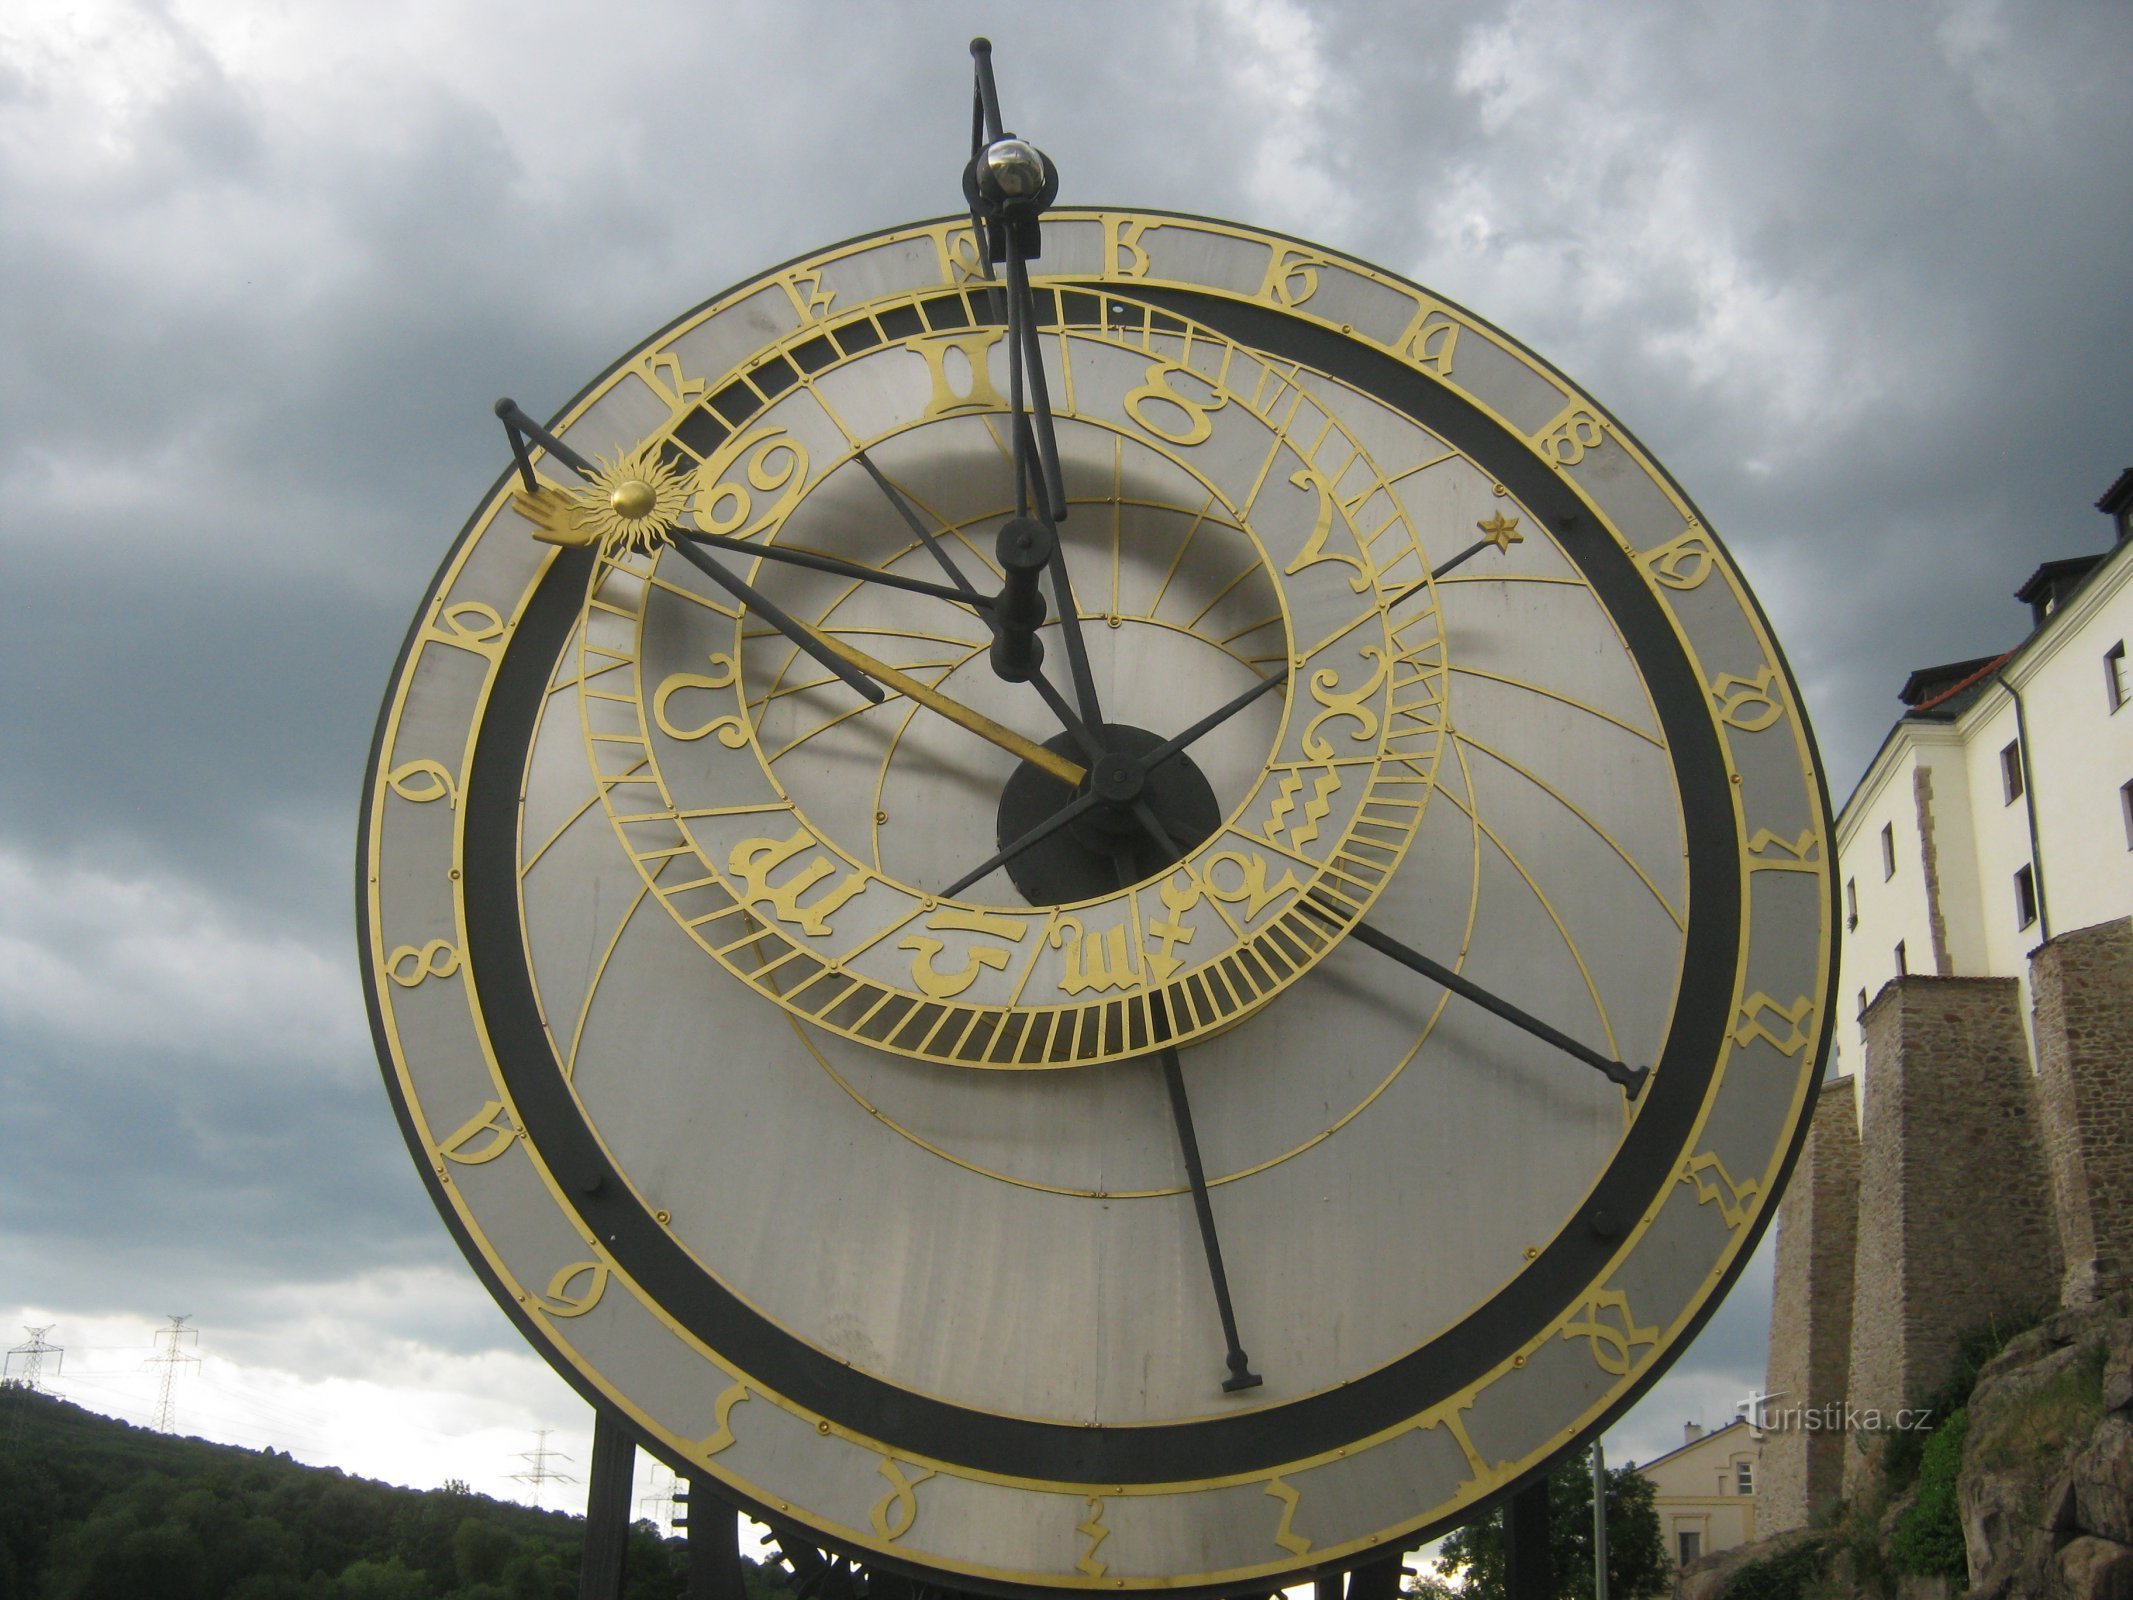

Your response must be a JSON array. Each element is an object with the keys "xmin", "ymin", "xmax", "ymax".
[
  {"xmin": 941, "ymin": 786, "xmax": 1102, "ymax": 900},
  {"xmin": 1306, "ymin": 902, "xmax": 1650, "ymax": 1096},
  {"xmin": 494, "ymin": 397, "xmax": 886, "ymax": 704},
  {"xmin": 1110, "ymin": 845, "xmax": 1263, "ymax": 1395},
  {"xmin": 856, "ymin": 449, "xmax": 1104, "ymax": 762},
  {"xmin": 675, "ymin": 528, "xmax": 993, "ymax": 612},
  {"xmin": 805, "ymin": 630, "xmax": 1085, "ymax": 787},
  {"xmin": 965, "ymin": 41, "xmax": 1108, "ymax": 735},
  {"xmin": 1387, "ymin": 508, "xmax": 1528, "ymax": 611}
]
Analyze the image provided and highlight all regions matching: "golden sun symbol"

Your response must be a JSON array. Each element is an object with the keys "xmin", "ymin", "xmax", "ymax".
[{"xmin": 576, "ymin": 448, "xmax": 692, "ymax": 557}]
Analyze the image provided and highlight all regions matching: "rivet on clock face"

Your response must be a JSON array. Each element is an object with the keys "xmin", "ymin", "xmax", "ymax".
[
  {"xmin": 875, "ymin": 810, "xmax": 888, "ymax": 824},
  {"xmin": 816, "ymin": 1419, "xmax": 831, "ymax": 1435},
  {"xmin": 1107, "ymin": 615, "xmax": 1122, "ymax": 628},
  {"xmin": 654, "ymin": 1209, "xmax": 671, "ymax": 1225},
  {"xmin": 1513, "ymin": 1354, "xmax": 1526, "ymax": 1367},
  {"xmin": 1731, "ymin": 773, "xmax": 1743, "ymax": 785},
  {"xmin": 1524, "ymin": 1244, "xmax": 1539, "ymax": 1259}
]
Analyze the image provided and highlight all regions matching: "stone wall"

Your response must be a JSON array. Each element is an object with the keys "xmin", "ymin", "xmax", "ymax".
[
  {"xmin": 1842, "ymin": 975, "xmax": 2061, "ymax": 1500},
  {"xmin": 2031, "ymin": 917, "xmax": 2133, "ymax": 1306},
  {"xmin": 1761, "ymin": 1081, "xmax": 1862, "ymax": 1533}
]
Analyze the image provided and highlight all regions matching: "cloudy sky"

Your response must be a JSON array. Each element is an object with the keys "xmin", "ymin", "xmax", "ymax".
[{"xmin": 5, "ymin": 0, "xmax": 2130, "ymax": 1540}]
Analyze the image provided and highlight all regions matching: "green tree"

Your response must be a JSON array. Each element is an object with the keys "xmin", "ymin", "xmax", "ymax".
[{"xmin": 1426, "ymin": 1447, "xmax": 1669, "ymax": 1600}]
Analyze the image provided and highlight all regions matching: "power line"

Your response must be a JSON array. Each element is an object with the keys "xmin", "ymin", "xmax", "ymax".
[
  {"xmin": 510, "ymin": 1429, "xmax": 575, "ymax": 1508},
  {"xmin": 4, "ymin": 1326, "xmax": 63, "ymax": 1391},
  {"xmin": 145, "ymin": 1316, "xmax": 200, "ymax": 1433}
]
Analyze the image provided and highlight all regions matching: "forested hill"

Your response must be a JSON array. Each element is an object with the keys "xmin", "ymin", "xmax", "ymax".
[{"xmin": 0, "ymin": 1384, "xmax": 772, "ymax": 1599}]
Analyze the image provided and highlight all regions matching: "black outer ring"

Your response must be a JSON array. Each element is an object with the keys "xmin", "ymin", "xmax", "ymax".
[{"xmin": 358, "ymin": 211, "xmax": 1840, "ymax": 1586}]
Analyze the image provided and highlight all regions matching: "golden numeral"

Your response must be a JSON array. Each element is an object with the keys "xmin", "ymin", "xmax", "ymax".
[
  {"xmin": 1264, "ymin": 1476, "xmax": 1312, "ymax": 1556},
  {"xmin": 944, "ymin": 227, "xmax": 986, "ymax": 284},
  {"xmin": 653, "ymin": 653, "xmax": 747, "ymax": 747},
  {"xmin": 1682, "ymin": 1153, "xmax": 1762, "ymax": 1231},
  {"xmin": 387, "ymin": 939, "xmax": 461, "ymax": 987},
  {"xmin": 1711, "ymin": 667, "xmax": 1786, "ymax": 732},
  {"xmin": 531, "ymin": 1260, "xmax": 609, "ymax": 1319},
  {"xmin": 1264, "ymin": 765, "xmax": 1341, "ymax": 851},
  {"xmin": 1641, "ymin": 525, "xmax": 1716, "ymax": 591},
  {"xmin": 1282, "ymin": 462, "xmax": 1374, "ymax": 594},
  {"xmin": 1050, "ymin": 916, "xmax": 1143, "ymax": 994},
  {"xmin": 1732, "ymin": 992, "xmax": 1816, "ymax": 1057},
  {"xmin": 692, "ymin": 426, "xmax": 809, "ymax": 543},
  {"xmin": 1302, "ymin": 646, "xmax": 1391, "ymax": 758},
  {"xmin": 910, "ymin": 328, "xmax": 1009, "ymax": 420},
  {"xmin": 438, "ymin": 1099, "xmax": 517, "ymax": 1165},
  {"xmin": 1560, "ymin": 1288, "xmax": 1658, "ymax": 1377},
  {"xmin": 1075, "ymin": 1496, "xmax": 1110, "ymax": 1578},
  {"xmin": 385, "ymin": 759, "xmax": 459, "ymax": 808},
  {"xmin": 778, "ymin": 270, "xmax": 835, "ymax": 322},
  {"xmin": 1103, "ymin": 215, "xmax": 1154, "ymax": 278},
  {"xmin": 1536, "ymin": 406, "xmax": 1605, "ymax": 467},
  {"xmin": 1203, "ymin": 850, "xmax": 1301, "ymax": 923},
  {"xmin": 868, "ymin": 1458, "xmax": 934, "ymax": 1542},
  {"xmin": 1258, "ymin": 246, "xmax": 1325, "ymax": 309},
  {"xmin": 701, "ymin": 1381, "xmax": 750, "ymax": 1455},
  {"xmin": 423, "ymin": 600, "xmax": 506, "ymax": 658},
  {"xmin": 1395, "ymin": 307, "xmax": 1460, "ymax": 378},
  {"xmin": 728, "ymin": 829, "xmax": 867, "ymax": 937},
  {"xmin": 899, "ymin": 906, "xmax": 1028, "ymax": 1001},
  {"xmin": 1124, "ymin": 359, "xmax": 1228, "ymax": 447},
  {"xmin": 1747, "ymin": 828, "xmax": 1821, "ymax": 871}
]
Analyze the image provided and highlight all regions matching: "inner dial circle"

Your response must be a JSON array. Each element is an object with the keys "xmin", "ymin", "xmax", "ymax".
[{"xmin": 600, "ymin": 309, "xmax": 1448, "ymax": 1069}]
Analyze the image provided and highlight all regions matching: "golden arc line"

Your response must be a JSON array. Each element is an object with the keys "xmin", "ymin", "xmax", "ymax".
[{"xmin": 811, "ymin": 631, "xmax": 1087, "ymax": 786}]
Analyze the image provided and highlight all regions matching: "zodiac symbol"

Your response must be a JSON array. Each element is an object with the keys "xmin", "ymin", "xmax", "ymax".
[
  {"xmin": 728, "ymin": 829, "xmax": 867, "ymax": 937},
  {"xmin": 653, "ymin": 654, "xmax": 747, "ymax": 747},
  {"xmin": 1302, "ymin": 647, "xmax": 1391, "ymax": 758},
  {"xmin": 1125, "ymin": 359, "xmax": 1228, "ymax": 447},
  {"xmin": 1050, "ymin": 916, "xmax": 1143, "ymax": 994}
]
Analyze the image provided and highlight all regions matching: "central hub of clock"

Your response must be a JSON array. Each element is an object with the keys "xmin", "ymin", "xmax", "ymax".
[{"xmin": 996, "ymin": 724, "xmax": 1222, "ymax": 905}]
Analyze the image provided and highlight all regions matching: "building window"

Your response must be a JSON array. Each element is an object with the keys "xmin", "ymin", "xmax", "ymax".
[
  {"xmin": 1737, "ymin": 1459, "xmax": 1754, "ymax": 1495},
  {"xmin": 2001, "ymin": 741, "xmax": 2024, "ymax": 803},
  {"xmin": 1678, "ymin": 1530, "xmax": 1703, "ymax": 1566},
  {"xmin": 1894, "ymin": 940, "xmax": 1907, "ymax": 975},
  {"xmin": 1857, "ymin": 987, "xmax": 1868, "ymax": 1019},
  {"xmin": 1881, "ymin": 822, "xmax": 1896, "ymax": 879},
  {"xmin": 2122, "ymin": 779, "xmax": 2133, "ymax": 849},
  {"xmin": 1845, "ymin": 877, "xmax": 1858, "ymax": 930},
  {"xmin": 2015, "ymin": 864, "xmax": 2038, "ymax": 929},
  {"xmin": 2109, "ymin": 642, "xmax": 2128, "ymax": 711}
]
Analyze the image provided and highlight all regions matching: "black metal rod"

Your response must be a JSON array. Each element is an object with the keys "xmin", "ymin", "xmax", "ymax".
[
  {"xmin": 495, "ymin": 397, "xmax": 541, "ymax": 492},
  {"xmin": 1157, "ymin": 1042, "xmax": 1261, "ymax": 1393},
  {"xmin": 495, "ymin": 397, "xmax": 596, "ymax": 480},
  {"xmin": 855, "ymin": 451, "xmax": 984, "ymax": 601},
  {"xmin": 675, "ymin": 528, "xmax": 991, "ymax": 611},
  {"xmin": 940, "ymin": 786, "xmax": 1097, "ymax": 899},
  {"xmin": 666, "ymin": 538, "xmax": 886, "ymax": 705},
  {"xmin": 1005, "ymin": 245, "xmax": 1069, "ymax": 521},
  {"xmin": 1143, "ymin": 669, "xmax": 1287, "ymax": 770},
  {"xmin": 1329, "ymin": 909, "xmax": 1648, "ymax": 1096},
  {"xmin": 577, "ymin": 1411, "xmax": 634, "ymax": 1600},
  {"xmin": 970, "ymin": 37, "xmax": 1005, "ymax": 144}
]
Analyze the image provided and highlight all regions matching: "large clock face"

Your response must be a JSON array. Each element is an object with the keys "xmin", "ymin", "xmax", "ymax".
[{"xmin": 361, "ymin": 212, "xmax": 1835, "ymax": 1595}]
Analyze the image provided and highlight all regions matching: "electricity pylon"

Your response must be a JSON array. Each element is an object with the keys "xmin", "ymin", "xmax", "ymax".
[{"xmin": 146, "ymin": 1316, "xmax": 199, "ymax": 1432}]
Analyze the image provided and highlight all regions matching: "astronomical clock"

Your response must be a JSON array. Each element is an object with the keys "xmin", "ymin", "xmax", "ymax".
[{"xmin": 361, "ymin": 41, "xmax": 1834, "ymax": 1598}]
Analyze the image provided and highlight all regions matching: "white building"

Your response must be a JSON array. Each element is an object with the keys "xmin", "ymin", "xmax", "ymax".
[
  {"xmin": 1833, "ymin": 466, "xmax": 2133, "ymax": 1082},
  {"xmin": 1634, "ymin": 1419, "xmax": 1761, "ymax": 1570}
]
